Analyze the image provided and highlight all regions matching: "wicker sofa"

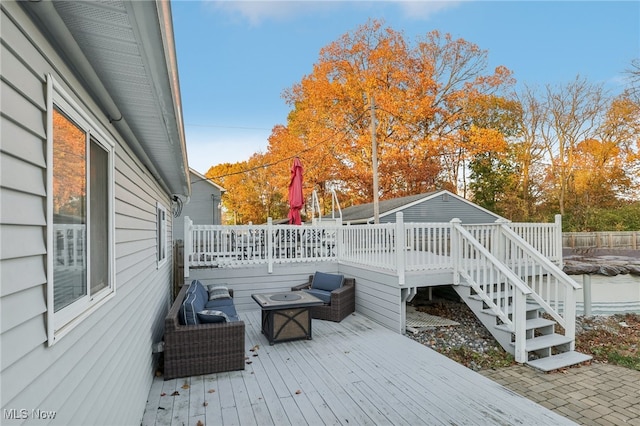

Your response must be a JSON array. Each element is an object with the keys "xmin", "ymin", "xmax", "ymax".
[
  {"xmin": 291, "ymin": 272, "xmax": 355, "ymax": 322},
  {"xmin": 164, "ymin": 281, "xmax": 245, "ymax": 380}
]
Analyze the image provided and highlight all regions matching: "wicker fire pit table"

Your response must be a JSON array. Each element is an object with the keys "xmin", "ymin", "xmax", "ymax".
[{"xmin": 251, "ymin": 291, "xmax": 324, "ymax": 345}]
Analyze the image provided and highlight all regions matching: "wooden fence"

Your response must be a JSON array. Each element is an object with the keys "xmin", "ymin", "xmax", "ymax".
[{"xmin": 563, "ymin": 231, "xmax": 640, "ymax": 250}]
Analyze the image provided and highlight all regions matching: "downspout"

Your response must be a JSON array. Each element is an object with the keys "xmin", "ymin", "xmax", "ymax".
[{"xmin": 25, "ymin": 0, "xmax": 174, "ymax": 196}]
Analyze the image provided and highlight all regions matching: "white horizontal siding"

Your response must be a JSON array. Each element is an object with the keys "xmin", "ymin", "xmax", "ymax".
[
  {"xmin": 186, "ymin": 262, "xmax": 407, "ymax": 334},
  {"xmin": 1, "ymin": 3, "xmax": 174, "ymax": 425},
  {"xmin": 0, "ymin": 115, "xmax": 46, "ymax": 168},
  {"xmin": 338, "ymin": 263, "xmax": 404, "ymax": 333},
  {"xmin": 188, "ymin": 263, "xmax": 337, "ymax": 313},
  {"xmin": 0, "ymin": 256, "xmax": 46, "ymax": 297}
]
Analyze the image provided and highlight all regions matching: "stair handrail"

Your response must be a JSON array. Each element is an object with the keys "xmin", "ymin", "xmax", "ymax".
[
  {"xmin": 453, "ymin": 222, "xmax": 533, "ymax": 297},
  {"xmin": 452, "ymin": 220, "xmax": 532, "ymax": 362},
  {"xmin": 497, "ymin": 223, "xmax": 580, "ymax": 340},
  {"xmin": 498, "ymin": 223, "xmax": 580, "ymax": 290}
]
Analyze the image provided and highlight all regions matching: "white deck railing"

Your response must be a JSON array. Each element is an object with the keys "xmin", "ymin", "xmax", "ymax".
[
  {"xmin": 185, "ymin": 218, "xmax": 339, "ymax": 272},
  {"xmin": 183, "ymin": 213, "xmax": 578, "ymax": 362},
  {"xmin": 184, "ymin": 214, "xmax": 563, "ymax": 279}
]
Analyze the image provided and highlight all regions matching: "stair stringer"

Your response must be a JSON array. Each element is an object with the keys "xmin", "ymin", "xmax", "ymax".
[{"xmin": 451, "ymin": 283, "xmax": 515, "ymax": 354}]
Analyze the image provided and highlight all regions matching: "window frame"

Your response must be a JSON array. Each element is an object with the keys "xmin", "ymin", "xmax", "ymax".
[
  {"xmin": 46, "ymin": 75, "xmax": 116, "ymax": 346},
  {"xmin": 157, "ymin": 202, "xmax": 168, "ymax": 267}
]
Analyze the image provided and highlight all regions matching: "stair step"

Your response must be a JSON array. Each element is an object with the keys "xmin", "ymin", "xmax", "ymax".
[
  {"xmin": 496, "ymin": 317, "xmax": 555, "ymax": 333},
  {"xmin": 481, "ymin": 303, "xmax": 539, "ymax": 317},
  {"xmin": 526, "ymin": 351, "xmax": 593, "ymax": 372},
  {"xmin": 521, "ymin": 333, "xmax": 573, "ymax": 352}
]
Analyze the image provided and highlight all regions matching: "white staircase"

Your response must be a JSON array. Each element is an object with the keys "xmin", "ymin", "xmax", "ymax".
[
  {"xmin": 451, "ymin": 220, "xmax": 592, "ymax": 372},
  {"xmin": 453, "ymin": 285, "xmax": 592, "ymax": 371}
]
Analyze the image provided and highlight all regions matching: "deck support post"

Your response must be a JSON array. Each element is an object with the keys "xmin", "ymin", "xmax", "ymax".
[{"xmin": 583, "ymin": 274, "xmax": 592, "ymax": 318}]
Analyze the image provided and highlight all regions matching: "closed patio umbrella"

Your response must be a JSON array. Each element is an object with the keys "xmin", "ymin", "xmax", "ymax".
[{"xmin": 287, "ymin": 157, "xmax": 304, "ymax": 225}]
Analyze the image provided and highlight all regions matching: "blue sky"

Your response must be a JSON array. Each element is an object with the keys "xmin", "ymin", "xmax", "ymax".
[{"xmin": 171, "ymin": 1, "xmax": 640, "ymax": 174}]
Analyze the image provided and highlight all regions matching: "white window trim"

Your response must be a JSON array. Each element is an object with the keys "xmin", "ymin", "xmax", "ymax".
[
  {"xmin": 46, "ymin": 75, "xmax": 116, "ymax": 346},
  {"xmin": 157, "ymin": 202, "xmax": 168, "ymax": 268}
]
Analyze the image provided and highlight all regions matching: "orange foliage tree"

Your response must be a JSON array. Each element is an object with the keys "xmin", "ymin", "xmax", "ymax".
[
  {"xmin": 277, "ymin": 20, "xmax": 515, "ymax": 209},
  {"xmin": 206, "ymin": 152, "xmax": 290, "ymax": 224}
]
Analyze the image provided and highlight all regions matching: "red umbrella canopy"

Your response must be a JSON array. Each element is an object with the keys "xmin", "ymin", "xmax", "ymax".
[{"xmin": 287, "ymin": 157, "xmax": 304, "ymax": 225}]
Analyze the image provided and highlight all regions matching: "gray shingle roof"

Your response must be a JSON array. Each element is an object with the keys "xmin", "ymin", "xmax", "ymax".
[{"xmin": 335, "ymin": 191, "xmax": 440, "ymax": 223}]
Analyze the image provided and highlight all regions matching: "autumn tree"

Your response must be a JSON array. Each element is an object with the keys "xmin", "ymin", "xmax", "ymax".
[
  {"xmin": 465, "ymin": 94, "xmax": 521, "ymax": 212},
  {"xmin": 206, "ymin": 153, "xmax": 289, "ymax": 224},
  {"xmin": 280, "ymin": 20, "xmax": 515, "ymax": 206},
  {"xmin": 539, "ymin": 77, "xmax": 607, "ymax": 215},
  {"xmin": 597, "ymin": 94, "xmax": 640, "ymax": 198},
  {"xmin": 571, "ymin": 138, "xmax": 630, "ymax": 208},
  {"xmin": 504, "ymin": 86, "xmax": 548, "ymax": 220}
]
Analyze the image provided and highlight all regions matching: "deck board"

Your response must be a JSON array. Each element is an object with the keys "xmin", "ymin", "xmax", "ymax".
[{"xmin": 143, "ymin": 311, "xmax": 576, "ymax": 425}]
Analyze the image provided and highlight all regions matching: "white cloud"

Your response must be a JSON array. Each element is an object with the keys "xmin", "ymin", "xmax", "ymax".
[
  {"xmin": 396, "ymin": 1, "xmax": 464, "ymax": 20},
  {"xmin": 204, "ymin": 0, "xmax": 340, "ymax": 26},
  {"xmin": 203, "ymin": 0, "xmax": 464, "ymax": 25}
]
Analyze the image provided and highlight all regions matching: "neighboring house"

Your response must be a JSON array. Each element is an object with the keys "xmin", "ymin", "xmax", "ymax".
[
  {"xmin": 1, "ymin": 1, "xmax": 190, "ymax": 425},
  {"xmin": 173, "ymin": 168, "xmax": 226, "ymax": 241},
  {"xmin": 337, "ymin": 189, "xmax": 505, "ymax": 224}
]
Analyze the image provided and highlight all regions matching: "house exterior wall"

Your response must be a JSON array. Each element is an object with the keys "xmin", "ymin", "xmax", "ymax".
[
  {"xmin": 174, "ymin": 171, "xmax": 223, "ymax": 241},
  {"xmin": 379, "ymin": 193, "xmax": 501, "ymax": 224},
  {"xmin": 1, "ymin": 3, "xmax": 172, "ymax": 424}
]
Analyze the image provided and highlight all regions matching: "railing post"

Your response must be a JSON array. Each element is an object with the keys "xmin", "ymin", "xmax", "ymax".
[
  {"xmin": 583, "ymin": 274, "xmax": 592, "ymax": 318},
  {"xmin": 395, "ymin": 212, "xmax": 405, "ymax": 286},
  {"xmin": 555, "ymin": 214, "xmax": 563, "ymax": 266},
  {"xmin": 494, "ymin": 218, "xmax": 509, "ymax": 264},
  {"xmin": 267, "ymin": 217, "xmax": 273, "ymax": 273},
  {"xmin": 513, "ymin": 290, "xmax": 527, "ymax": 363},
  {"xmin": 450, "ymin": 218, "xmax": 461, "ymax": 285},
  {"xmin": 335, "ymin": 222, "xmax": 343, "ymax": 260},
  {"xmin": 184, "ymin": 216, "xmax": 191, "ymax": 278}
]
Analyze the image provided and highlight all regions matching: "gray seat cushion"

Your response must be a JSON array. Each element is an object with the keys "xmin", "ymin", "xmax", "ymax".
[
  {"xmin": 304, "ymin": 288, "xmax": 331, "ymax": 304},
  {"xmin": 218, "ymin": 304, "xmax": 240, "ymax": 322}
]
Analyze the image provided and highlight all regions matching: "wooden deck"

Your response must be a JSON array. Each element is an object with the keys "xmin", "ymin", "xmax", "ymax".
[{"xmin": 143, "ymin": 311, "xmax": 575, "ymax": 425}]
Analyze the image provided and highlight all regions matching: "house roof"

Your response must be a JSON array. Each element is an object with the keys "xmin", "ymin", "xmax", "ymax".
[
  {"xmin": 338, "ymin": 192, "xmax": 436, "ymax": 223},
  {"xmin": 336, "ymin": 190, "xmax": 503, "ymax": 223},
  {"xmin": 189, "ymin": 168, "xmax": 226, "ymax": 193},
  {"xmin": 22, "ymin": 0, "xmax": 190, "ymax": 197}
]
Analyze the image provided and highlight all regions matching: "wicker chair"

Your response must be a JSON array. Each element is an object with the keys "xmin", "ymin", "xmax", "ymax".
[
  {"xmin": 291, "ymin": 275, "xmax": 355, "ymax": 322},
  {"xmin": 163, "ymin": 285, "xmax": 245, "ymax": 380}
]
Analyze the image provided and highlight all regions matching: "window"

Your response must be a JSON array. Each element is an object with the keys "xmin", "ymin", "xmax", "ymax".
[
  {"xmin": 47, "ymin": 75, "xmax": 114, "ymax": 345},
  {"xmin": 157, "ymin": 202, "xmax": 167, "ymax": 266}
]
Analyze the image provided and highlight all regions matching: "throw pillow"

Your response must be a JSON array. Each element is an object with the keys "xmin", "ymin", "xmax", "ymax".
[
  {"xmin": 197, "ymin": 309, "xmax": 229, "ymax": 323},
  {"xmin": 207, "ymin": 285, "xmax": 231, "ymax": 301}
]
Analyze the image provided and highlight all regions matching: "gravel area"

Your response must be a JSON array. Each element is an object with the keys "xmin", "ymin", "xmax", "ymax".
[{"xmin": 407, "ymin": 298, "xmax": 504, "ymax": 356}]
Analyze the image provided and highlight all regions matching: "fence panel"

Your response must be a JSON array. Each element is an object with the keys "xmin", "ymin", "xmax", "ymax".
[{"xmin": 563, "ymin": 231, "xmax": 639, "ymax": 250}]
